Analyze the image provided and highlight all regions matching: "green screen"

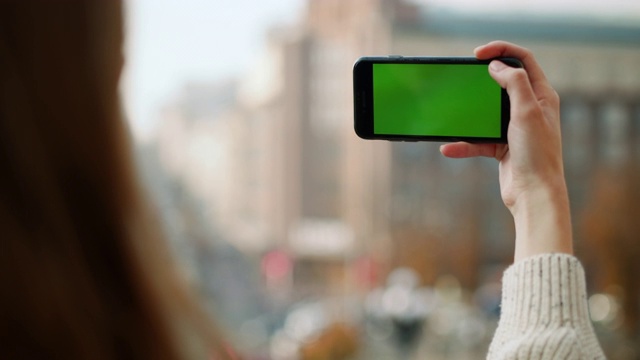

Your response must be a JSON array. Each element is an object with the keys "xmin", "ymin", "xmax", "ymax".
[{"xmin": 373, "ymin": 63, "xmax": 501, "ymax": 137}]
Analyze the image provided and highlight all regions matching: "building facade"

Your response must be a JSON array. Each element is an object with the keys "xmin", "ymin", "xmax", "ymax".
[{"xmin": 154, "ymin": 0, "xmax": 640, "ymax": 313}]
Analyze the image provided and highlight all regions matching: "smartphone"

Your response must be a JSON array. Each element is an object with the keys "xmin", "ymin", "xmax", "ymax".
[{"xmin": 353, "ymin": 56, "xmax": 522, "ymax": 143}]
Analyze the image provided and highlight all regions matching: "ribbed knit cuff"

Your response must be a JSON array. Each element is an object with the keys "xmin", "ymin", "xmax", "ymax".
[
  {"xmin": 487, "ymin": 253, "xmax": 606, "ymax": 359},
  {"xmin": 501, "ymin": 253, "xmax": 590, "ymax": 331}
]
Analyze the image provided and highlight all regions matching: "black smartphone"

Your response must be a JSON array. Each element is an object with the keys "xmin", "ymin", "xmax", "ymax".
[{"xmin": 353, "ymin": 56, "xmax": 522, "ymax": 143}]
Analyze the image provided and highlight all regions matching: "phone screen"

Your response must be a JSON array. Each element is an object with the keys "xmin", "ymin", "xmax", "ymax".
[{"xmin": 372, "ymin": 63, "xmax": 501, "ymax": 138}]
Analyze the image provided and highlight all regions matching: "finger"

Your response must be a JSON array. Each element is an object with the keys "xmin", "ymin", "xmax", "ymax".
[
  {"xmin": 474, "ymin": 41, "xmax": 551, "ymax": 98},
  {"xmin": 440, "ymin": 142, "xmax": 500, "ymax": 159},
  {"xmin": 488, "ymin": 60, "xmax": 539, "ymax": 111}
]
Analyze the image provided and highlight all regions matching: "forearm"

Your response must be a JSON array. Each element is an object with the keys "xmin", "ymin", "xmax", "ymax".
[{"xmin": 510, "ymin": 181, "xmax": 573, "ymax": 262}]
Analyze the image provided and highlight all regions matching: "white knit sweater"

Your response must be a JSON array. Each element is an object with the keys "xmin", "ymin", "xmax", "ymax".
[{"xmin": 487, "ymin": 253, "xmax": 606, "ymax": 359}]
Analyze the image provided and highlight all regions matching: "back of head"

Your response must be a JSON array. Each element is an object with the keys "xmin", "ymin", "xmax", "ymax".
[{"xmin": 0, "ymin": 2, "xmax": 227, "ymax": 359}]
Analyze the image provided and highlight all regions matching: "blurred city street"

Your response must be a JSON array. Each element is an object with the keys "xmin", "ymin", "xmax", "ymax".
[{"xmin": 126, "ymin": 0, "xmax": 640, "ymax": 358}]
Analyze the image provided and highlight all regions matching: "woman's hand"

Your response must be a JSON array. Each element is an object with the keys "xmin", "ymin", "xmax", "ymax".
[{"xmin": 440, "ymin": 41, "xmax": 572, "ymax": 262}]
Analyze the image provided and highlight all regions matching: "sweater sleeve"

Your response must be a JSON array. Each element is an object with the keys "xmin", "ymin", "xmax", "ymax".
[{"xmin": 487, "ymin": 253, "xmax": 606, "ymax": 360}]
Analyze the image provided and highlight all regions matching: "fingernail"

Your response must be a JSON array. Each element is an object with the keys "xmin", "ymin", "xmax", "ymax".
[{"xmin": 490, "ymin": 60, "xmax": 506, "ymax": 72}]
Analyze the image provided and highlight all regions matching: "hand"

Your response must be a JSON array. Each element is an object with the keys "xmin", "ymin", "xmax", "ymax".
[{"xmin": 440, "ymin": 41, "xmax": 572, "ymax": 261}]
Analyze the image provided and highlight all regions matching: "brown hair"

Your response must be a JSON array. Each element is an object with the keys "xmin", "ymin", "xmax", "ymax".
[{"xmin": 0, "ymin": 1, "xmax": 229, "ymax": 358}]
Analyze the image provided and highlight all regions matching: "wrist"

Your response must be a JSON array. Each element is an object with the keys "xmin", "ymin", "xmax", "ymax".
[{"xmin": 509, "ymin": 181, "xmax": 573, "ymax": 262}]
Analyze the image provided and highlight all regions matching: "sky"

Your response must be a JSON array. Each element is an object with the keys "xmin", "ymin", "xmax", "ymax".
[
  {"xmin": 122, "ymin": 0, "xmax": 304, "ymax": 141},
  {"xmin": 122, "ymin": 0, "xmax": 640, "ymax": 142}
]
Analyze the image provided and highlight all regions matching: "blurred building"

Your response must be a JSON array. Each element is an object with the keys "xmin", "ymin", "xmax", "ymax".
[
  {"xmin": 295, "ymin": 0, "xmax": 640, "ymax": 290},
  {"xmin": 152, "ymin": 0, "xmax": 640, "ymax": 341}
]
